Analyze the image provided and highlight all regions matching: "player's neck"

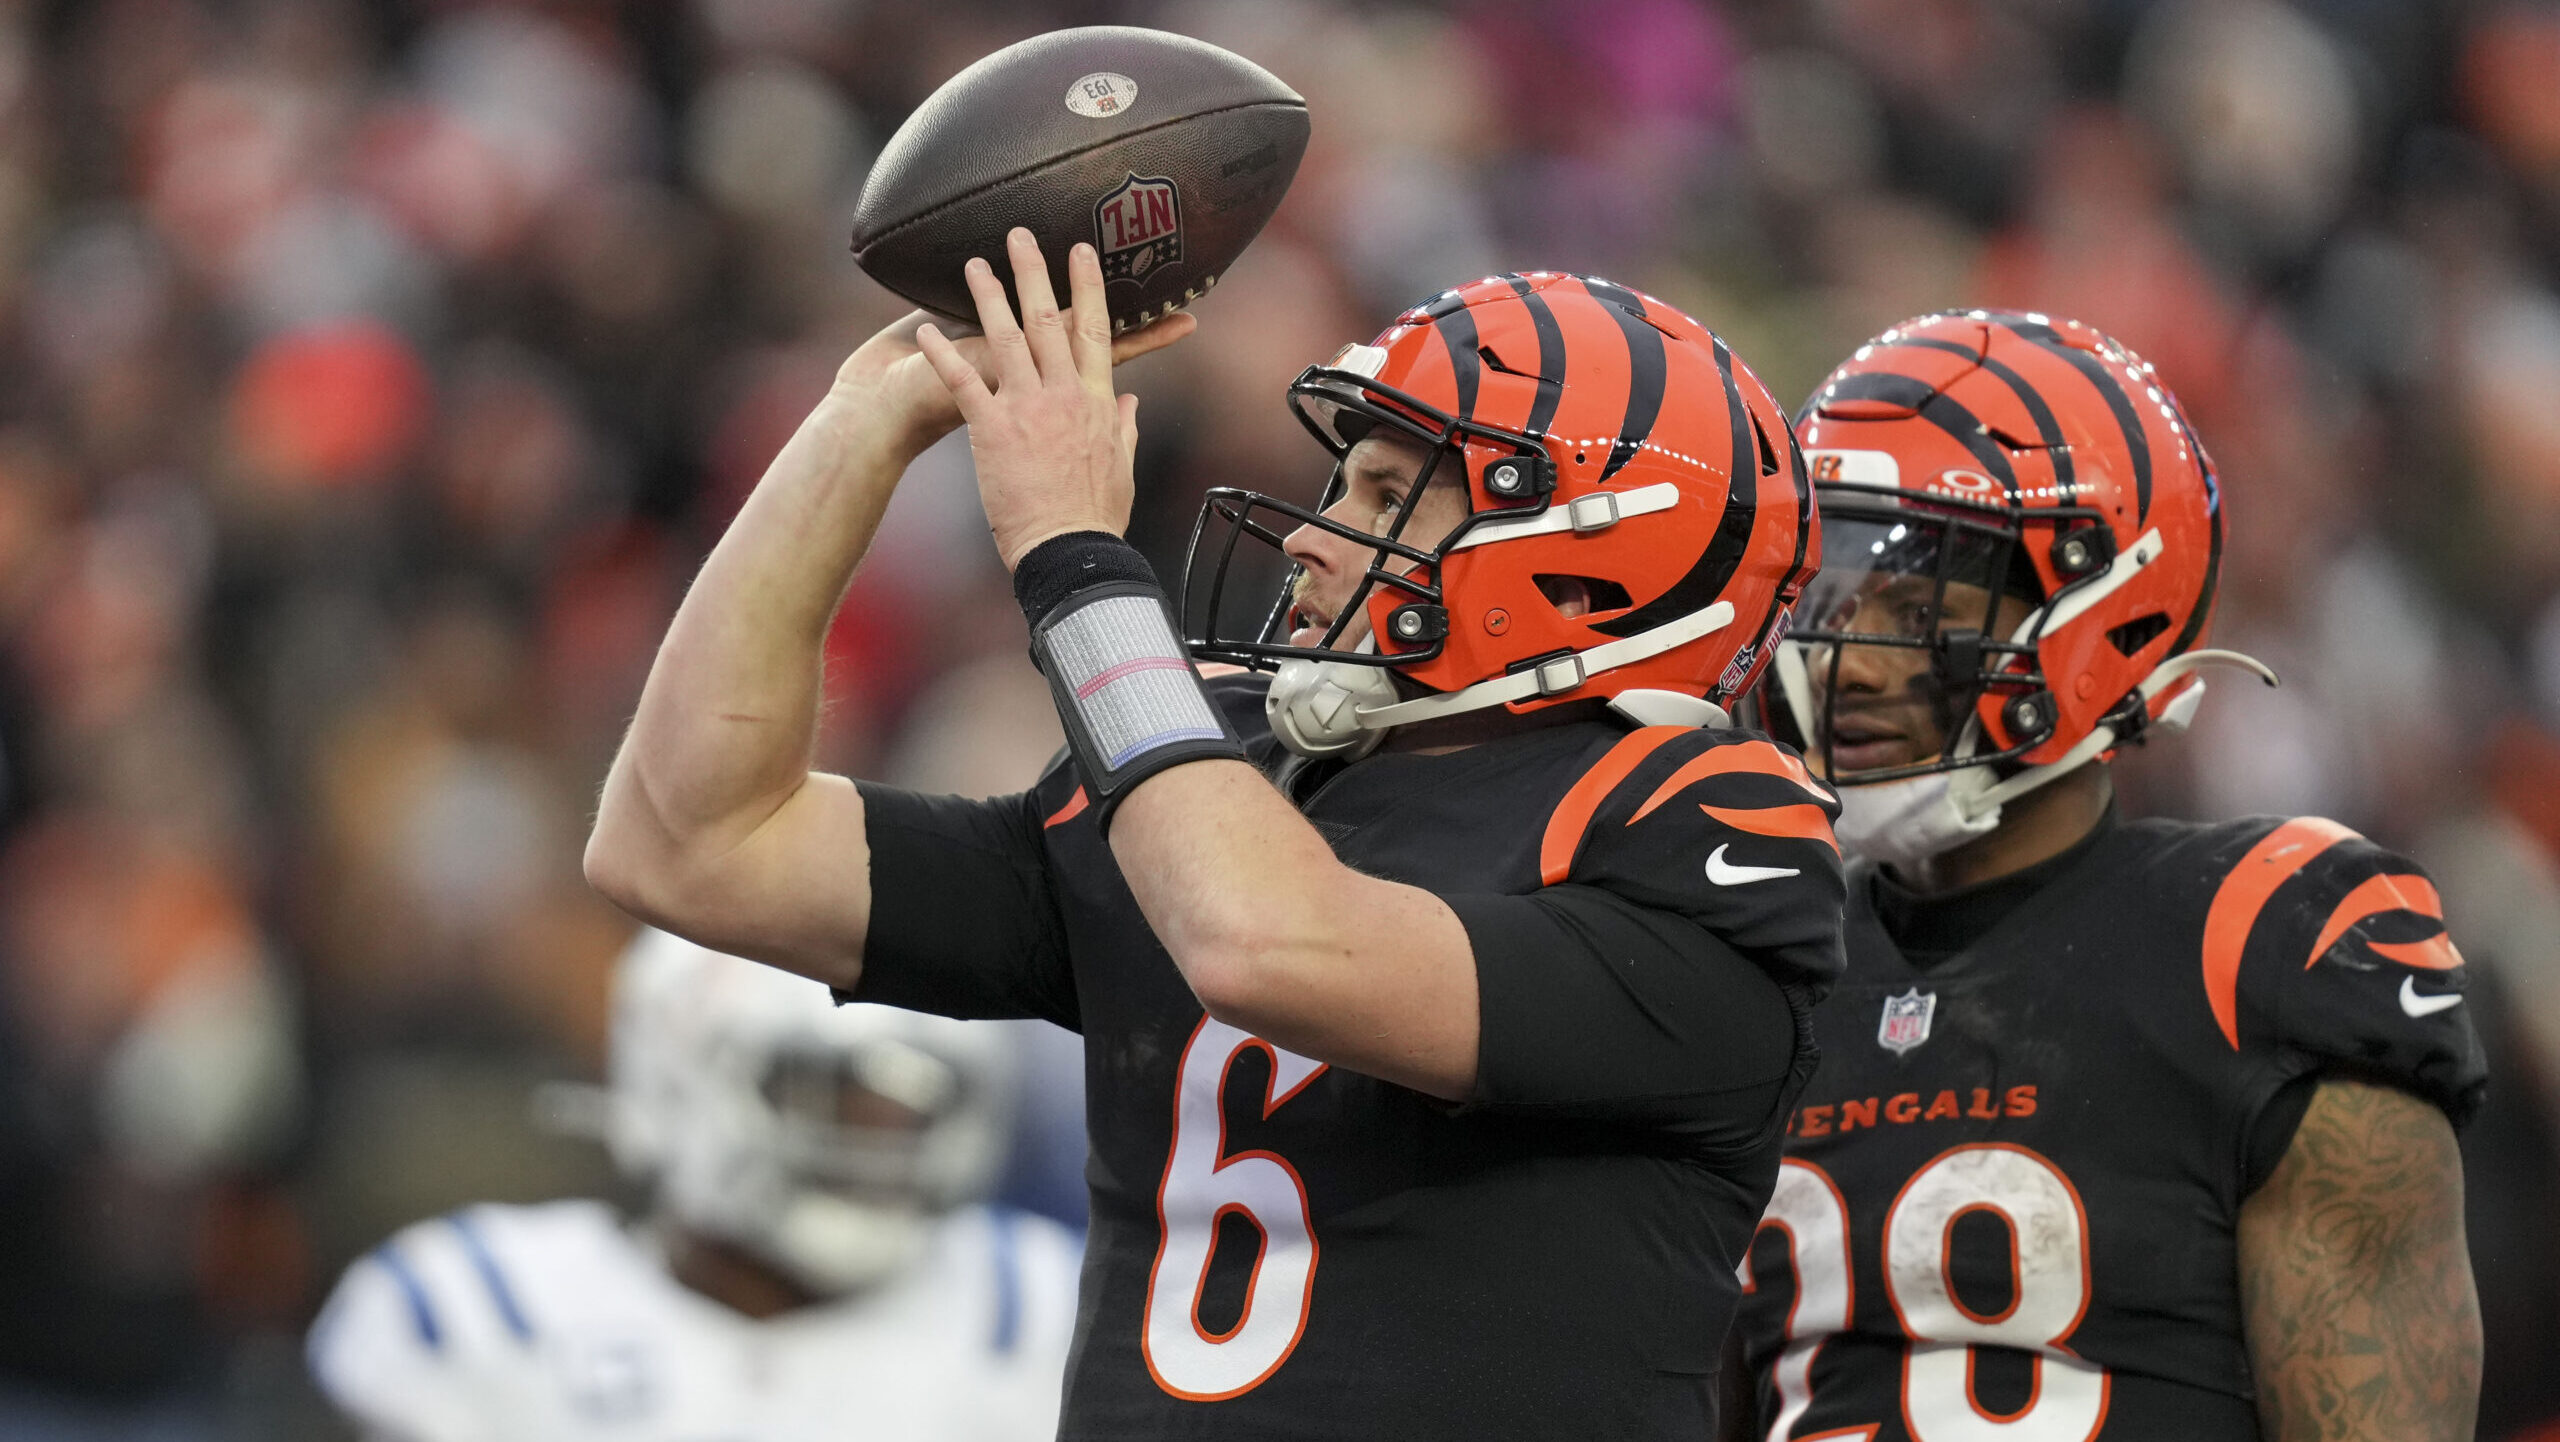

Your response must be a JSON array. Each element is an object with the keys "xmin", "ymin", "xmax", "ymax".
[
  {"xmin": 662, "ymin": 1225, "xmax": 829, "ymax": 1320},
  {"xmin": 1889, "ymin": 763, "xmax": 2114, "ymax": 896}
]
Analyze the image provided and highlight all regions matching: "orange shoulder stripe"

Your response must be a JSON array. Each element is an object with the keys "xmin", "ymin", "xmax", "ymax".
[
  {"xmin": 1043, "ymin": 786, "xmax": 1090, "ymax": 829},
  {"xmin": 2201, "ymin": 817, "xmax": 2357, "ymax": 1048},
  {"xmin": 1700, "ymin": 802, "xmax": 1839, "ymax": 852},
  {"xmin": 1538, "ymin": 727, "xmax": 1688, "ymax": 885},
  {"xmin": 1626, "ymin": 740, "xmax": 1832, "ymax": 824},
  {"xmin": 2304, "ymin": 872, "xmax": 2463, "ymax": 972}
]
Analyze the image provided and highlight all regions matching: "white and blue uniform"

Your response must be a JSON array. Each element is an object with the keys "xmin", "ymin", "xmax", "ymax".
[{"xmin": 309, "ymin": 1200, "xmax": 1080, "ymax": 1442}]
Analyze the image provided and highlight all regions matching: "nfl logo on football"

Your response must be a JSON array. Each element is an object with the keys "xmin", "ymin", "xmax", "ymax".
[
  {"xmin": 1095, "ymin": 172, "xmax": 1183, "ymax": 283},
  {"xmin": 1877, "ymin": 988, "xmax": 1936, "ymax": 1055}
]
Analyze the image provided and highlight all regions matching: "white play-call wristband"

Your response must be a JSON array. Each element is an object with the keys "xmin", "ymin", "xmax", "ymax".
[{"xmin": 1030, "ymin": 582, "xmax": 1246, "ymax": 828}]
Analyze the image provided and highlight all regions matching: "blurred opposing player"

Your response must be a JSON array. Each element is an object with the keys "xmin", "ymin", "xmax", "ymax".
[
  {"xmin": 307, "ymin": 929, "xmax": 1079, "ymax": 1442},
  {"xmin": 1728, "ymin": 312, "xmax": 2487, "ymax": 1441},
  {"xmin": 586, "ymin": 234, "xmax": 1842, "ymax": 1438}
]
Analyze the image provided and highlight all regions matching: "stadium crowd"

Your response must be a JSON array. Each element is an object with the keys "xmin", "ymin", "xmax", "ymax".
[{"xmin": 0, "ymin": 0, "xmax": 2554, "ymax": 1435}]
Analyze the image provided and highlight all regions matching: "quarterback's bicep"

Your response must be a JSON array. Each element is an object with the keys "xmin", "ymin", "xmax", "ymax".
[
  {"xmin": 849, "ymin": 783, "xmax": 1078, "ymax": 1030},
  {"xmin": 1452, "ymin": 885, "xmax": 1804, "ymax": 1135}
]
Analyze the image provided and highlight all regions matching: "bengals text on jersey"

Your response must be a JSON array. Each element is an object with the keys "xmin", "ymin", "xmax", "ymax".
[{"xmin": 1732, "ymin": 809, "xmax": 2486, "ymax": 1442}]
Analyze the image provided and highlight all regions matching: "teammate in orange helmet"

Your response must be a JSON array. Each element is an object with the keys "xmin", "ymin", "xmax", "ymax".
[
  {"xmin": 588, "ymin": 231, "xmax": 1844, "ymax": 1440},
  {"xmin": 1726, "ymin": 310, "xmax": 2485, "ymax": 1442}
]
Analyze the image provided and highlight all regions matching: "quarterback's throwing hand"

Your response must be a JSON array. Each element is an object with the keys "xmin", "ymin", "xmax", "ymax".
[{"xmin": 917, "ymin": 228, "xmax": 1188, "ymax": 569}]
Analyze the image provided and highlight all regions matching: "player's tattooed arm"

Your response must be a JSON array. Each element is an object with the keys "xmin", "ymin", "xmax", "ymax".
[{"xmin": 2237, "ymin": 1075, "xmax": 2480, "ymax": 1442}]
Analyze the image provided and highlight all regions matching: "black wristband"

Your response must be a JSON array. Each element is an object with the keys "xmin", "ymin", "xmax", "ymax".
[{"xmin": 1014, "ymin": 530, "xmax": 1159, "ymax": 629}]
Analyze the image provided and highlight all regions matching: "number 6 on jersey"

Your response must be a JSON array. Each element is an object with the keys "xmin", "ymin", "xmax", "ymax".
[{"xmin": 1143, "ymin": 1018, "xmax": 1328, "ymax": 1401}]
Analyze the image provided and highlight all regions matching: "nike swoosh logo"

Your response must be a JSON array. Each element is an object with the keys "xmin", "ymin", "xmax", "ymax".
[
  {"xmin": 1706, "ymin": 844, "xmax": 1799, "ymax": 886},
  {"xmin": 2400, "ymin": 975, "xmax": 2463, "ymax": 1018}
]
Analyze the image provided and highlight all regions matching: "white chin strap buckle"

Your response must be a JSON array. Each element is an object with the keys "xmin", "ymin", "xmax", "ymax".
[
  {"xmin": 1264, "ymin": 599, "xmax": 1740, "ymax": 760},
  {"xmin": 1265, "ymin": 640, "xmax": 1396, "ymax": 760},
  {"xmin": 1533, "ymin": 655, "xmax": 1586, "ymax": 696}
]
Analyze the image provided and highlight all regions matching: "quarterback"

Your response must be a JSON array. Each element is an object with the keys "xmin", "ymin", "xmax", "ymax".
[
  {"xmin": 308, "ymin": 929, "xmax": 1080, "ymax": 1441},
  {"xmin": 587, "ymin": 232, "xmax": 1843, "ymax": 1437},
  {"xmin": 1727, "ymin": 311, "xmax": 2487, "ymax": 1442}
]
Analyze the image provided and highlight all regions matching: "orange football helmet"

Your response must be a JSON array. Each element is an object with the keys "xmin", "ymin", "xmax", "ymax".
[
  {"xmin": 1781, "ymin": 310, "xmax": 2273, "ymax": 806},
  {"xmin": 1182, "ymin": 272, "xmax": 1819, "ymax": 757}
]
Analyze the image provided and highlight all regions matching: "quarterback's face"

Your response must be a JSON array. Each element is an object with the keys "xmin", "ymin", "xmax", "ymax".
[
  {"xmin": 1281, "ymin": 433, "xmax": 1470, "ymax": 650},
  {"xmin": 1806, "ymin": 574, "xmax": 2030, "ymax": 773}
]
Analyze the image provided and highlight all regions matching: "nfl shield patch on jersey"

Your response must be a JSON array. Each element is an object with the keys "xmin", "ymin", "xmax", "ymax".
[{"xmin": 1877, "ymin": 988, "xmax": 1936, "ymax": 1055}]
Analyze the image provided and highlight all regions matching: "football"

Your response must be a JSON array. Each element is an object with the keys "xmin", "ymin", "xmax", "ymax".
[{"xmin": 849, "ymin": 26, "xmax": 1308, "ymax": 334}]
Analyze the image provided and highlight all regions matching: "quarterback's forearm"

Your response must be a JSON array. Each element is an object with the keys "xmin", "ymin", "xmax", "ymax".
[
  {"xmin": 1111, "ymin": 761, "xmax": 1479, "ymax": 1097},
  {"xmin": 2237, "ymin": 1076, "xmax": 2480, "ymax": 1442},
  {"xmin": 586, "ymin": 385, "xmax": 922, "ymax": 978}
]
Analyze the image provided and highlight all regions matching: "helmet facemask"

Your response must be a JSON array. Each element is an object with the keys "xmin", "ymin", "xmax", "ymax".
[
  {"xmin": 607, "ymin": 934, "xmax": 1016, "ymax": 1302},
  {"xmin": 649, "ymin": 1026, "xmax": 1012, "ymax": 1297},
  {"xmin": 1182, "ymin": 344, "xmax": 1552, "ymax": 678},
  {"xmin": 702, "ymin": 1036, "xmax": 997, "ymax": 1296},
  {"xmin": 1778, "ymin": 481, "xmax": 2098, "ymax": 786}
]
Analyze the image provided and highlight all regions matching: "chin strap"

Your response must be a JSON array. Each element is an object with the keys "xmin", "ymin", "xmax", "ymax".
[
  {"xmin": 1351, "ymin": 600, "xmax": 1736, "ymax": 731},
  {"xmin": 1265, "ymin": 601, "xmax": 1739, "ymax": 759},
  {"xmin": 1953, "ymin": 648, "xmax": 2280, "ymax": 820},
  {"xmin": 1608, "ymin": 690, "xmax": 1730, "ymax": 729}
]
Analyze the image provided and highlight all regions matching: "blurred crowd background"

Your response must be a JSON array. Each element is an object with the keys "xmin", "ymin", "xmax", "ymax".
[{"xmin": 0, "ymin": 0, "xmax": 2556, "ymax": 1435}]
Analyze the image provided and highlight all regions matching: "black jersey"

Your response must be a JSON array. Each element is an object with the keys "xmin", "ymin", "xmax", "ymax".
[
  {"xmin": 852, "ymin": 675, "xmax": 1846, "ymax": 1440},
  {"xmin": 1732, "ymin": 810, "xmax": 2488, "ymax": 1442}
]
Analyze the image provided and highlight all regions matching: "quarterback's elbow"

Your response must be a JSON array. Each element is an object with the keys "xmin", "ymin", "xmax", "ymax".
[
  {"xmin": 584, "ymin": 779, "xmax": 712, "ymax": 931},
  {"xmin": 585, "ymin": 752, "xmax": 730, "ymax": 926},
  {"xmin": 583, "ymin": 817, "xmax": 678, "ymax": 927},
  {"xmin": 1172, "ymin": 928, "xmax": 1263, "ymax": 1024},
  {"xmin": 1175, "ymin": 911, "xmax": 1342, "ymax": 1037},
  {"xmin": 1185, "ymin": 960, "xmax": 1297, "ymax": 1041}
]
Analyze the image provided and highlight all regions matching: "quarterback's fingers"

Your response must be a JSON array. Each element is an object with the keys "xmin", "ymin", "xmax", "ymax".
[
  {"xmin": 914, "ymin": 323, "xmax": 994, "ymax": 418},
  {"xmin": 1006, "ymin": 228, "xmax": 1076, "ymax": 382},
  {"xmin": 1107, "ymin": 309, "xmax": 1198, "ymax": 367},
  {"xmin": 1067, "ymin": 243, "xmax": 1114, "ymax": 392},
  {"xmin": 962, "ymin": 257, "xmax": 1037, "ymax": 392}
]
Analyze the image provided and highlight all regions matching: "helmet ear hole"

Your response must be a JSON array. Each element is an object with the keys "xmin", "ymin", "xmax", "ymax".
[
  {"xmin": 2105, "ymin": 612, "xmax": 2171, "ymax": 657},
  {"xmin": 1534, "ymin": 574, "xmax": 1631, "ymax": 619}
]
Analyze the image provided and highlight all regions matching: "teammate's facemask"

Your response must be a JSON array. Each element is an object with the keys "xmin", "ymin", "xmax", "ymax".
[
  {"xmin": 1779, "ymin": 481, "xmax": 2063, "ymax": 784},
  {"xmin": 1779, "ymin": 310, "xmax": 2278, "ymax": 869}
]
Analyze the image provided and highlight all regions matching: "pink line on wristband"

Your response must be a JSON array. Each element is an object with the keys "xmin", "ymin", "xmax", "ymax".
[{"xmin": 1074, "ymin": 655, "xmax": 1192, "ymax": 698}]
